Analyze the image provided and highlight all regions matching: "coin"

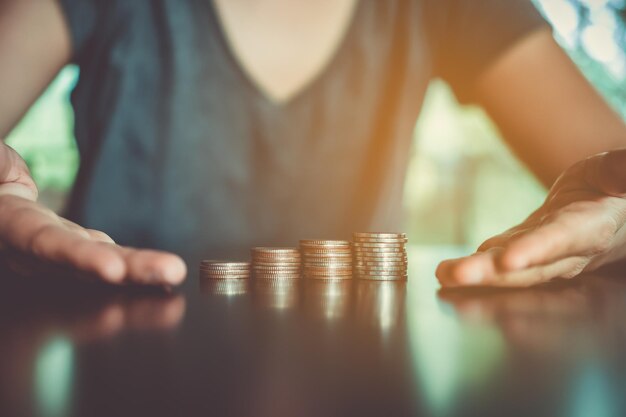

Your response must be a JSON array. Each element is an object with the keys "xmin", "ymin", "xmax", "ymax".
[
  {"xmin": 300, "ymin": 239, "xmax": 355, "ymax": 281},
  {"xmin": 356, "ymin": 275, "xmax": 407, "ymax": 281},
  {"xmin": 300, "ymin": 239, "xmax": 351, "ymax": 248},
  {"xmin": 254, "ymin": 272, "xmax": 301, "ymax": 280},
  {"xmin": 303, "ymin": 251, "xmax": 353, "ymax": 257},
  {"xmin": 352, "ymin": 242, "xmax": 405, "ymax": 249},
  {"xmin": 355, "ymin": 270, "xmax": 408, "ymax": 275},
  {"xmin": 199, "ymin": 260, "xmax": 252, "ymax": 280},
  {"xmin": 252, "ymin": 247, "xmax": 300, "ymax": 254},
  {"xmin": 200, "ymin": 260, "xmax": 251, "ymax": 267},
  {"xmin": 252, "ymin": 260, "xmax": 301, "ymax": 266},
  {"xmin": 300, "ymin": 248, "xmax": 352, "ymax": 254},
  {"xmin": 353, "ymin": 232, "xmax": 406, "ymax": 237}
]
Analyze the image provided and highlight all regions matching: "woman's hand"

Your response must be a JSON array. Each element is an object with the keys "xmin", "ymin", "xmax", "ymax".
[
  {"xmin": 437, "ymin": 149, "xmax": 626, "ymax": 288},
  {"xmin": 0, "ymin": 142, "xmax": 186, "ymax": 286}
]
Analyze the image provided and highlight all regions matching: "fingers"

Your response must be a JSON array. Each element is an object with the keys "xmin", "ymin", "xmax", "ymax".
[
  {"xmin": 115, "ymin": 246, "xmax": 187, "ymax": 286},
  {"xmin": 437, "ymin": 248, "xmax": 588, "ymax": 288},
  {"xmin": 0, "ymin": 144, "xmax": 38, "ymax": 201},
  {"xmin": 0, "ymin": 195, "xmax": 186, "ymax": 286},
  {"xmin": 497, "ymin": 209, "xmax": 615, "ymax": 271},
  {"xmin": 29, "ymin": 230, "xmax": 186, "ymax": 285},
  {"xmin": 29, "ymin": 224, "xmax": 127, "ymax": 283}
]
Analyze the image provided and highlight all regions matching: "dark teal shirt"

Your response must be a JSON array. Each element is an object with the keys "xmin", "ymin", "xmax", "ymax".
[{"xmin": 59, "ymin": 0, "xmax": 546, "ymax": 256}]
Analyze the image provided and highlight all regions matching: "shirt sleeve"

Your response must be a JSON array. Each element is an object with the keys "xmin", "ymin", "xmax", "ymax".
[{"xmin": 424, "ymin": 0, "xmax": 550, "ymax": 103}]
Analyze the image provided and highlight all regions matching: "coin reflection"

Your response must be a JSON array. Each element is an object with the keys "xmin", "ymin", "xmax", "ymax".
[
  {"xmin": 304, "ymin": 279, "xmax": 352, "ymax": 320},
  {"xmin": 199, "ymin": 278, "xmax": 250, "ymax": 297},
  {"xmin": 253, "ymin": 279, "xmax": 301, "ymax": 310},
  {"xmin": 355, "ymin": 281, "xmax": 406, "ymax": 331}
]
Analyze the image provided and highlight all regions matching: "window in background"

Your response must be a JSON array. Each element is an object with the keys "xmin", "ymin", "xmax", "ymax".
[{"xmin": 5, "ymin": 1, "xmax": 625, "ymax": 243}]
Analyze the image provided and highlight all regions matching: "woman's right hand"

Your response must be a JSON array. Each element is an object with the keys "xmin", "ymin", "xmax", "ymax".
[{"xmin": 0, "ymin": 142, "xmax": 187, "ymax": 286}]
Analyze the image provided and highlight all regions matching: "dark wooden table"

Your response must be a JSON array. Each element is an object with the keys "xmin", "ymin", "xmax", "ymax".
[{"xmin": 2, "ymin": 247, "xmax": 626, "ymax": 417}]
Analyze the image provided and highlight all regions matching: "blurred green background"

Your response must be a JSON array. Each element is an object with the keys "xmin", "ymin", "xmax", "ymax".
[{"xmin": 5, "ymin": 0, "xmax": 626, "ymax": 247}]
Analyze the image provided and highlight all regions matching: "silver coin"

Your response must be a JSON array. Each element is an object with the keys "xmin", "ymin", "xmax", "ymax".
[
  {"xmin": 352, "ymin": 237, "xmax": 408, "ymax": 244},
  {"xmin": 254, "ymin": 274, "xmax": 302, "ymax": 280},
  {"xmin": 352, "ymin": 247, "xmax": 406, "ymax": 253},
  {"xmin": 303, "ymin": 261, "xmax": 353, "ymax": 267},
  {"xmin": 199, "ymin": 273, "xmax": 251, "ymax": 279},
  {"xmin": 252, "ymin": 247, "xmax": 300, "ymax": 253},
  {"xmin": 352, "ymin": 242, "xmax": 405, "ymax": 248},
  {"xmin": 303, "ymin": 253, "xmax": 353, "ymax": 259},
  {"xmin": 252, "ymin": 261, "xmax": 301, "ymax": 266},
  {"xmin": 354, "ymin": 259, "xmax": 408, "ymax": 266},
  {"xmin": 300, "ymin": 248, "xmax": 352, "ymax": 253},
  {"xmin": 252, "ymin": 267, "xmax": 300, "ymax": 272},
  {"xmin": 355, "ymin": 270, "xmax": 408, "ymax": 275},
  {"xmin": 356, "ymin": 275, "xmax": 407, "ymax": 281},
  {"xmin": 300, "ymin": 239, "xmax": 351, "ymax": 247},
  {"xmin": 304, "ymin": 275, "xmax": 353, "ymax": 280},
  {"xmin": 200, "ymin": 260, "xmax": 251, "ymax": 267},
  {"xmin": 353, "ymin": 232, "xmax": 406, "ymax": 239}
]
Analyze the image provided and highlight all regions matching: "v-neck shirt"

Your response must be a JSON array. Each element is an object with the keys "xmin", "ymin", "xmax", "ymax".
[{"xmin": 59, "ymin": 0, "xmax": 546, "ymax": 255}]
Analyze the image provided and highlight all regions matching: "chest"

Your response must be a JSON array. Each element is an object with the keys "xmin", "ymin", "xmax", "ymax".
[{"xmin": 211, "ymin": 0, "xmax": 359, "ymax": 103}]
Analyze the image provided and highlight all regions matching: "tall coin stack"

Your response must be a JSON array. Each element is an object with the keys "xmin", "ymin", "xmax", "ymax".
[
  {"xmin": 199, "ymin": 260, "xmax": 251, "ymax": 280},
  {"xmin": 352, "ymin": 233, "xmax": 408, "ymax": 281},
  {"xmin": 251, "ymin": 247, "xmax": 302, "ymax": 279},
  {"xmin": 300, "ymin": 240, "xmax": 353, "ymax": 280}
]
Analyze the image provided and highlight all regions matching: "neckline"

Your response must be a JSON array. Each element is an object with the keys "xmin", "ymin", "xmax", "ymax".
[{"xmin": 206, "ymin": 0, "xmax": 362, "ymax": 108}]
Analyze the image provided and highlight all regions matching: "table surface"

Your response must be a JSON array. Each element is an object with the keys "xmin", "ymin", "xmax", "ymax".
[{"xmin": 2, "ymin": 246, "xmax": 626, "ymax": 417}]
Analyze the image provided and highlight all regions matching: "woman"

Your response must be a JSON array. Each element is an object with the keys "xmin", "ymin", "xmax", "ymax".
[{"xmin": 0, "ymin": 0, "xmax": 625, "ymax": 286}]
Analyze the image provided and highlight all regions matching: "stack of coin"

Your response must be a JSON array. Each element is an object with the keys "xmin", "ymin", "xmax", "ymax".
[
  {"xmin": 251, "ymin": 247, "xmax": 302, "ymax": 279},
  {"xmin": 352, "ymin": 233, "xmax": 408, "ymax": 281},
  {"xmin": 199, "ymin": 260, "xmax": 251, "ymax": 280},
  {"xmin": 300, "ymin": 240, "xmax": 353, "ymax": 279}
]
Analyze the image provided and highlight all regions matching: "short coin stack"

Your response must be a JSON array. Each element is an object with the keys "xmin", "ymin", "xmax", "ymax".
[
  {"xmin": 352, "ymin": 233, "xmax": 408, "ymax": 281},
  {"xmin": 199, "ymin": 260, "xmax": 251, "ymax": 280},
  {"xmin": 300, "ymin": 240, "xmax": 353, "ymax": 280},
  {"xmin": 251, "ymin": 247, "xmax": 302, "ymax": 279}
]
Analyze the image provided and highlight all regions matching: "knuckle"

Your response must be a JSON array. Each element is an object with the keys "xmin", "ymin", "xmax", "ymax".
[
  {"xmin": 561, "ymin": 261, "xmax": 588, "ymax": 279},
  {"xmin": 588, "ymin": 221, "xmax": 616, "ymax": 255},
  {"xmin": 27, "ymin": 225, "xmax": 58, "ymax": 255}
]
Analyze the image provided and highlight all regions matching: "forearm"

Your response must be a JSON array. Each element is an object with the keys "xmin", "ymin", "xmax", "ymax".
[
  {"xmin": 475, "ymin": 29, "xmax": 626, "ymax": 186},
  {"xmin": 0, "ymin": 0, "xmax": 71, "ymax": 137}
]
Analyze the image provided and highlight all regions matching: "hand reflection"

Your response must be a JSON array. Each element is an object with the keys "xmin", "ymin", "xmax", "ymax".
[
  {"xmin": 1, "ymin": 286, "xmax": 186, "ymax": 348},
  {"xmin": 0, "ymin": 291, "xmax": 185, "ymax": 417},
  {"xmin": 437, "ymin": 276, "xmax": 626, "ymax": 354}
]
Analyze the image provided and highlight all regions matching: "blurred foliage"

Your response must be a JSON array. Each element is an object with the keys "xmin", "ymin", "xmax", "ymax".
[{"xmin": 5, "ymin": 0, "xmax": 626, "ymax": 243}]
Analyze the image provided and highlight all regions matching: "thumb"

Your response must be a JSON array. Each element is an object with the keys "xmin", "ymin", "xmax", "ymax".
[
  {"xmin": 585, "ymin": 149, "xmax": 626, "ymax": 197},
  {"xmin": 0, "ymin": 142, "xmax": 38, "ymax": 201}
]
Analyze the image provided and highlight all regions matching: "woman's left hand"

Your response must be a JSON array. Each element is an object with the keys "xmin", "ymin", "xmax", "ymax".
[{"xmin": 437, "ymin": 149, "xmax": 626, "ymax": 288}]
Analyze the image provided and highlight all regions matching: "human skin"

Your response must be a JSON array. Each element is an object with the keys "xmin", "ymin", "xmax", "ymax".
[{"xmin": 0, "ymin": 0, "xmax": 625, "ymax": 286}]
